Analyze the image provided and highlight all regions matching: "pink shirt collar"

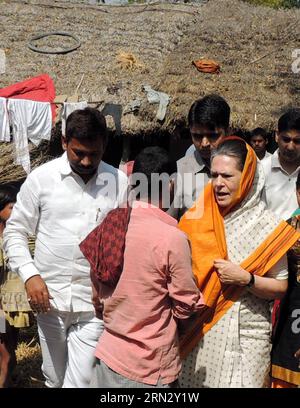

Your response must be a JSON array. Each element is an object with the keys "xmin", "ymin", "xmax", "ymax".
[{"xmin": 131, "ymin": 200, "xmax": 177, "ymax": 228}]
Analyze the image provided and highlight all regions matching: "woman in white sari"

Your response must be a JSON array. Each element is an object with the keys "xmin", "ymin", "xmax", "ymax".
[{"xmin": 178, "ymin": 137, "xmax": 300, "ymax": 388}]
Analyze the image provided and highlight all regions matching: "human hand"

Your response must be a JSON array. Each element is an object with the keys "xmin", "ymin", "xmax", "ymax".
[
  {"xmin": 92, "ymin": 294, "xmax": 104, "ymax": 319},
  {"xmin": 91, "ymin": 281, "xmax": 104, "ymax": 319},
  {"xmin": 295, "ymin": 348, "xmax": 300, "ymax": 360},
  {"xmin": 214, "ymin": 259, "xmax": 251, "ymax": 286},
  {"xmin": 25, "ymin": 275, "xmax": 53, "ymax": 314}
]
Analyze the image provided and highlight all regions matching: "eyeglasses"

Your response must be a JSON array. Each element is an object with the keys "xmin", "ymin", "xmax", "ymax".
[
  {"xmin": 191, "ymin": 132, "xmax": 222, "ymax": 141},
  {"xmin": 280, "ymin": 135, "xmax": 300, "ymax": 145}
]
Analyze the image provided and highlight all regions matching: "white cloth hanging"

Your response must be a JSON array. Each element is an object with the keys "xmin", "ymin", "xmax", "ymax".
[
  {"xmin": 142, "ymin": 85, "xmax": 170, "ymax": 121},
  {"xmin": 7, "ymin": 99, "xmax": 52, "ymax": 174},
  {"xmin": 61, "ymin": 101, "xmax": 88, "ymax": 136},
  {"xmin": 0, "ymin": 97, "xmax": 10, "ymax": 142}
]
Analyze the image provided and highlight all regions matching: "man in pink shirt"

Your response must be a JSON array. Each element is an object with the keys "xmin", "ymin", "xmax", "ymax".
[{"xmin": 84, "ymin": 147, "xmax": 204, "ymax": 388}]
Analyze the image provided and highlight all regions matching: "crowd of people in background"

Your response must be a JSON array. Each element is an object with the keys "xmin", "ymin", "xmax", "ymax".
[{"xmin": 0, "ymin": 94, "xmax": 300, "ymax": 388}]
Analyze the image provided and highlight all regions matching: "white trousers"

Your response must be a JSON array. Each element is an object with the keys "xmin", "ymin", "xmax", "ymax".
[{"xmin": 37, "ymin": 309, "xmax": 104, "ymax": 388}]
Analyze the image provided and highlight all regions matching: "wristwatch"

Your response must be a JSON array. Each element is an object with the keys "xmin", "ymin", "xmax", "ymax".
[{"xmin": 246, "ymin": 273, "xmax": 255, "ymax": 288}]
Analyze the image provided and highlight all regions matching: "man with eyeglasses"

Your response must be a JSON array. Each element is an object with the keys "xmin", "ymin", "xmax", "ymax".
[
  {"xmin": 168, "ymin": 94, "xmax": 230, "ymax": 219},
  {"xmin": 262, "ymin": 109, "xmax": 300, "ymax": 220}
]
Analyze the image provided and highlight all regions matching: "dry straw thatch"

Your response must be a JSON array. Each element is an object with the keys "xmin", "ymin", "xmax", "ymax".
[
  {"xmin": 0, "ymin": 142, "xmax": 51, "ymax": 184},
  {"xmin": 0, "ymin": 0, "xmax": 300, "ymax": 180}
]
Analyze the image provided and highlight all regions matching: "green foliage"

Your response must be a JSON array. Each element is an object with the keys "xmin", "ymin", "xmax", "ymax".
[
  {"xmin": 244, "ymin": 0, "xmax": 300, "ymax": 8},
  {"xmin": 282, "ymin": 0, "xmax": 300, "ymax": 7}
]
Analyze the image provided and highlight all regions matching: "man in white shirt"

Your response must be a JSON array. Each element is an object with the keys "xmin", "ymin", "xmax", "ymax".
[
  {"xmin": 169, "ymin": 94, "xmax": 230, "ymax": 219},
  {"xmin": 262, "ymin": 109, "xmax": 300, "ymax": 220},
  {"xmin": 249, "ymin": 127, "xmax": 271, "ymax": 162},
  {"xmin": 3, "ymin": 108, "xmax": 128, "ymax": 388},
  {"xmin": 184, "ymin": 143, "xmax": 196, "ymax": 157}
]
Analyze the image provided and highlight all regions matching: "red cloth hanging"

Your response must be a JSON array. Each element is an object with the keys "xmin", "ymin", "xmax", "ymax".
[{"xmin": 0, "ymin": 74, "xmax": 56, "ymax": 121}]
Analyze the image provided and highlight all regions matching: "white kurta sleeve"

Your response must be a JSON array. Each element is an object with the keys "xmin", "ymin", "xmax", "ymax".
[{"xmin": 116, "ymin": 170, "xmax": 129, "ymax": 207}]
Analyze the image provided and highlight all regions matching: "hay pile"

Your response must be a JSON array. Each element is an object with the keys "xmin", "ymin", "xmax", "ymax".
[
  {"xmin": 14, "ymin": 323, "xmax": 44, "ymax": 388},
  {"xmin": 1, "ymin": 0, "xmax": 201, "ymax": 136},
  {"xmin": 14, "ymin": 341, "xmax": 43, "ymax": 388},
  {"xmin": 161, "ymin": 0, "xmax": 300, "ymax": 131},
  {"xmin": 1, "ymin": 0, "xmax": 298, "ymax": 134},
  {"xmin": 0, "ymin": 0, "xmax": 299, "ymax": 178}
]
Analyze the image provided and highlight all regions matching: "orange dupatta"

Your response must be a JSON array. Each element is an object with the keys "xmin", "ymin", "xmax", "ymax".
[{"xmin": 178, "ymin": 138, "xmax": 300, "ymax": 358}]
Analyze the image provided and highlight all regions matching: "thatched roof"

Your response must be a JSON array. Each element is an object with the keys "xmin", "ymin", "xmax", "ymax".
[
  {"xmin": 0, "ymin": 141, "xmax": 51, "ymax": 184},
  {"xmin": 163, "ymin": 0, "xmax": 300, "ymax": 132},
  {"xmin": 1, "ymin": 0, "xmax": 300, "ymax": 182},
  {"xmin": 1, "ymin": 0, "xmax": 299, "ymax": 136}
]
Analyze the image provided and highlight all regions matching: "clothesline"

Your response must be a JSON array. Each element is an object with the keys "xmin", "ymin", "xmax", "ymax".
[
  {"xmin": 0, "ymin": 98, "xmax": 92, "ymax": 174},
  {"xmin": 0, "ymin": 97, "xmax": 52, "ymax": 174}
]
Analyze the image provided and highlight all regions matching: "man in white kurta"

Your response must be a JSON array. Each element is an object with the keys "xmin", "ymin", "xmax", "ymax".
[
  {"xmin": 261, "ymin": 109, "xmax": 300, "ymax": 220},
  {"xmin": 3, "ymin": 108, "xmax": 128, "ymax": 388},
  {"xmin": 262, "ymin": 150, "xmax": 300, "ymax": 220}
]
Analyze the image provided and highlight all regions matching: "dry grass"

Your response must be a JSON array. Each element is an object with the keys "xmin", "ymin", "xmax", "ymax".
[
  {"xmin": 0, "ymin": 0, "xmax": 200, "ymax": 136},
  {"xmin": 13, "ymin": 322, "xmax": 45, "ymax": 388},
  {"xmin": 1, "ymin": 0, "xmax": 299, "ymax": 136},
  {"xmin": 0, "ymin": 141, "xmax": 52, "ymax": 184}
]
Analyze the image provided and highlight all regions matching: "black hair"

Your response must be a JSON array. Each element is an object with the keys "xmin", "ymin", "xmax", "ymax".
[
  {"xmin": 132, "ymin": 146, "xmax": 176, "ymax": 198},
  {"xmin": 65, "ymin": 107, "xmax": 108, "ymax": 145},
  {"xmin": 188, "ymin": 94, "xmax": 230, "ymax": 131},
  {"xmin": 250, "ymin": 127, "xmax": 268, "ymax": 142},
  {"xmin": 296, "ymin": 172, "xmax": 300, "ymax": 190},
  {"xmin": 278, "ymin": 109, "xmax": 300, "ymax": 133},
  {"xmin": 211, "ymin": 139, "xmax": 248, "ymax": 172},
  {"xmin": 0, "ymin": 184, "xmax": 18, "ymax": 212}
]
